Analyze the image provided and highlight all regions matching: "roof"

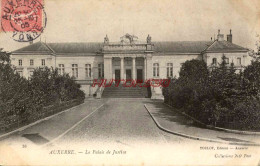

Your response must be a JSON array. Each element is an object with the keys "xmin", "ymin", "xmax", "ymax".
[
  {"xmin": 47, "ymin": 42, "xmax": 103, "ymax": 54},
  {"xmin": 153, "ymin": 41, "xmax": 213, "ymax": 53},
  {"xmin": 12, "ymin": 40, "xmax": 249, "ymax": 55},
  {"xmin": 204, "ymin": 40, "xmax": 248, "ymax": 52},
  {"xmin": 12, "ymin": 42, "xmax": 103, "ymax": 54},
  {"xmin": 13, "ymin": 42, "xmax": 53, "ymax": 54}
]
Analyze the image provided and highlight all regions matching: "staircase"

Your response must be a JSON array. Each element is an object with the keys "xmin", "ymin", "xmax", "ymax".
[{"xmin": 102, "ymin": 83, "xmax": 148, "ymax": 98}]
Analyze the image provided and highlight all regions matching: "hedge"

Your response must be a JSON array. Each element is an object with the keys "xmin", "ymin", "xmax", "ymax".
[
  {"xmin": 163, "ymin": 57, "xmax": 260, "ymax": 131},
  {"xmin": 0, "ymin": 51, "xmax": 85, "ymax": 134}
]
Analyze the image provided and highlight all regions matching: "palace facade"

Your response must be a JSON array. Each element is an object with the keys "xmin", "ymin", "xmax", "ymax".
[{"xmin": 11, "ymin": 30, "xmax": 250, "ymax": 97}]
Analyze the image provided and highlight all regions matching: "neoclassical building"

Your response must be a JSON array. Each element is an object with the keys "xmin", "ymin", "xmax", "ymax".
[{"xmin": 11, "ymin": 30, "xmax": 250, "ymax": 97}]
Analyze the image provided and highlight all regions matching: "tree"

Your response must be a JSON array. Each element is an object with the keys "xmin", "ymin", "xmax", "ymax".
[
  {"xmin": 163, "ymin": 59, "xmax": 209, "ymax": 113},
  {"xmin": 179, "ymin": 59, "xmax": 209, "ymax": 83},
  {"xmin": 256, "ymin": 33, "xmax": 260, "ymax": 56},
  {"xmin": 0, "ymin": 50, "xmax": 85, "ymax": 131},
  {"xmin": 0, "ymin": 49, "xmax": 11, "ymax": 63},
  {"xmin": 30, "ymin": 67, "xmax": 85, "ymax": 106},
  {"xmin": 0, "ymin": 49, "xmax": 32, "ymax": 123},
  {"xmin": 243, "ymin": 60, "xmax": 260, "ymax": 99},
  {"xmin": 162, "ymin": 55, "xmax": 260, "ymax": 130}
]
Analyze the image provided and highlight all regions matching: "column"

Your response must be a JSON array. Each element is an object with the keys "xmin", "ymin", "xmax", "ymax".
[
  {"xmin": 110, "ymin": 58, "xmax": 113, "ymax": 80},
  {"xmin": 104, "ymin": 57, "xmax": 112, "ymax": 81},
  {"xmin": 144, "ymin": 57, "xmax": 147, "ymax": 80},
  {"xmin": 132, "ymin": 57, "xmax": 136, "ymax": 80},
  {"xmin": 120, "ymin": 57, "xmax": 124, "ymax": 80},
  {"xmin": 146, "ymin": 54, "xmax": 153, "ymax": 80},
  {"xmin": 91, "ymin": 62, "xmax": 94, "ymax": 80}
]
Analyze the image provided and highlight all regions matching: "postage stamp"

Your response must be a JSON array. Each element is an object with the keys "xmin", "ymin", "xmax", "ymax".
[{"xmin": 1, "ymin": 0, "xmax": 46, "ymax": 42}]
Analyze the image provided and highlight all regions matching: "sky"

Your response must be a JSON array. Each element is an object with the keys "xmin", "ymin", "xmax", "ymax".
[{"xmin": 0, "ymin": 0, "xmax": 259, "ymax": 52}]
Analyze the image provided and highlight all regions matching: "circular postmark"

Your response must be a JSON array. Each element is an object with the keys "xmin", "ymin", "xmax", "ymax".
[{"xmin": 1, "ymin": 0, "xmax": 47, "ymax": 42}]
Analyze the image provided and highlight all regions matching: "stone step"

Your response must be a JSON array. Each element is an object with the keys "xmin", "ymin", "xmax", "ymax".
[
  {"xmin": 102, "ymin": 94, "xmax": 143, "ymax": 96},
  {"xmin": 103, "ymin": 91, "xmax": 142, "ymax": 94},
  {"xmin": 103, "ymin": 89, "xmax": 144, "ymax": 92},
  {"xmin": 102, "ymin": 96, "xmax": 145, "ymax": 98},
  {"xmin": 102, "ymin": 90, "xmax": 143, "ymax": 93},
  {"xmin": 103, "ymin": 90, "xmax": 141, "ymax": 92},
  {"xmin": 103, "ymin": 91, "xmax": 143, "ymax": 95},
  {"xmin": 102, "ymin": 92, "xmax": 144, "ymax": 95},
  {"xmin": 102, "ymin": 85, "xmax": 147, "ymax": 98},
  {"xmin": 102, "ymin": 95, "xmax": 143, "ymax": 97},
  {"xmin": 102, "ymin": 94, "xmax": 145, "ymax": 97},
  {"xmin": 104, "ymin": 87, "xmax": 145, "ymax": 90}
]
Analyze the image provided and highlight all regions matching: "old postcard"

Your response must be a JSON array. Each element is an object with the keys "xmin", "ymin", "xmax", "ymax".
[{"xmin": 0, "ymin": 0, "xmax": 260, "ymax": 165}]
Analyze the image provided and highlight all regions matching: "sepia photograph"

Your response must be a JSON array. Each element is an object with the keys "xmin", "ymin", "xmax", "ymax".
[{"xmin": 0, "ymin": 0, "xmax": 260, "ymax": 165}]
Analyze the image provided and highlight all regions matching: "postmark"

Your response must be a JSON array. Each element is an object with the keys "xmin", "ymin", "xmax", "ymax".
[{"xmin": 1, "ymin": 0, "xmax": 47, "ymax": 42}]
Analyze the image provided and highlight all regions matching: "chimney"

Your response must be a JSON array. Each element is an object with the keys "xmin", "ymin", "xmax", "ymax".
[
  {"xmin": 227, "ymin": 29, "xmax": 232, "ymax": 43},
  {"xmin": 217, "ymin": 29, "xmax": 224, "ymax": 41}
]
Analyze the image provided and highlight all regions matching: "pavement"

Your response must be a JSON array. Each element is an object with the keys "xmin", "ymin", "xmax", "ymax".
[
  {"xmin": 49, "ymin": 98, "xmax": 186, "ymax": 146},
  {"xmin": 0, "ymin": 98, "xmax": 259, "ymax": 165},
  {"xmin": 0, "ymin": 99, "xmax": 107, "ymax": 146},
  {"xmin": 145, "ymin": 100, "xmax": 260, "ymax": 146}
]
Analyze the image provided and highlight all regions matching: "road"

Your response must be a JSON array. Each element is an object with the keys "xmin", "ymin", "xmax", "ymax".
[
  {"xmin": 57, "ymin": 98, "xmax": 182, "ymax": 145},
  {"xmin": 0, "ymin": 98, "xmax": 259, "ymax": 165}
]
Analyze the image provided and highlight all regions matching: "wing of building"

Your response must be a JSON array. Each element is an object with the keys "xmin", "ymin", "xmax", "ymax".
[{"xmin": 11, "ymin": 31, "xmax": 250, "ymax": 97}]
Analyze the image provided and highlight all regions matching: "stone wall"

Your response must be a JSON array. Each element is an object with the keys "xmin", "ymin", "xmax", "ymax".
[
  {"xmin": 56, "ymin": 55, "xmax": 103, "ymax": 80},
  {"xmin": 202, "ymin": 52, "xmax": 250, "ymax": 67},
  {"xmin": 151, "ymin": 54, "xmax": 201, "ymax": 78},
  {"xmin": 10, "ymin": 54, "xmax": 54, "ymax": 79}
]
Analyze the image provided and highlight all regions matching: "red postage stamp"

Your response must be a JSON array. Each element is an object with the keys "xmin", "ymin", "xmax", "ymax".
[{"xmin": 1, "ymin": 0, "xmax": 46, "ymax": 42}]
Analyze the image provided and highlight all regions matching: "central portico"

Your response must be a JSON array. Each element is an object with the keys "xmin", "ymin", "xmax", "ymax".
[{"xmin": 102, "ymin": 34, "xmax": 153, "ymax": 82}]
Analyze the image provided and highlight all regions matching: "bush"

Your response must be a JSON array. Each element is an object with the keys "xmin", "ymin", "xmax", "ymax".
[
  {"xmin": 0, "ymin": 51, "xmax": 85, "ymax": 131},
  {"xmin": 163, "ymin": 56, "xmax": 260, "ymax": 130},
  {"xmin": 243, "ymin": 60, "xmax": 260, "ymax": 98},
  {"xmin": 30, "ymin": 67, "xmax": 85, "ymax": 106},
  {"xmin": 233, "ymin": 98, "xmax": 260, "ymax": 130}
]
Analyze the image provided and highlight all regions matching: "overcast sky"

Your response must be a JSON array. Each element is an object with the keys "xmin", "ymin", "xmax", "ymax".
[{"xmin": 0, "ymin": 0, "xmax": 259, "ymax": 51}]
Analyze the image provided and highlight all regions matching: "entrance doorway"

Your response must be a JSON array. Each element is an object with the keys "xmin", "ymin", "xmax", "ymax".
[
  {"xmin": 137, "ymin": 69, "xmax": 143, "ymax": 83},
  {"xmin": 126, "ymin": 69, "xmax": 131, "ymax": 80},
  {"xmin": 115, "ymin": 69, "xmax": 120, "ymax": 80}
]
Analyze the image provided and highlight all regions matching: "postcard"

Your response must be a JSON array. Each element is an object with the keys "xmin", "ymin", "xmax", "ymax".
[{"xmin": 0, "ymin": 0, "xmax": 260, "ymax": 165}]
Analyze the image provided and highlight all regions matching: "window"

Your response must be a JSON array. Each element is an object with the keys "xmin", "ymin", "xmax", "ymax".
[
  {"xmin": 72, "ymin": 64, "xmax": 78, "ymax": 78},
  {"xmin": 237, "ymin": 58, "xmax": 241, "ymax": 65},
  {"xmin": 30, "ymin": 59, "xmax": 34, "ymax": 66},
  {"xmin": 212, "ymin": 58, "xmax": 217, "ymax": 65},
  {"xmin": 41, "ymin": 59, "xmax": 45, "ymax": 66},
  {"xmin": 153, "ymin": 63, "xmax": 159, "ymax": 77},
  {"xmin": 167, "ymin": 63, "xmax": 173, "ymax": 77},
  {"xmin": 18, "ymin": 59, "xmax": 22, "ymax": 66},
  {"xmin": 114, "ymin": 59, "xmax": 120, "ymax": 66},
  {"xmin": 85, "ymin": 64, "xmax": 91, "ymax": 78},
  {"xmin": 17, "ymin": 70, "xmax": 23, "ymax": 77},
  {"xmin": 98, "ymin": 63, "xmax": 104, "ymax": 78},
  {"xmin": 126, "ymin": 58, "xmax": 131, "ymax": 65},
  {"xmin": 58, "ymin": 64, "xmax": 65, "ymax": 75},
  {"xmin": 224, "ymin": 58, "xmax": 229, "ymax": 64},
  {"xmin": 136, "ymin": 59, "xmax": 143, "ymax": 66}
]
